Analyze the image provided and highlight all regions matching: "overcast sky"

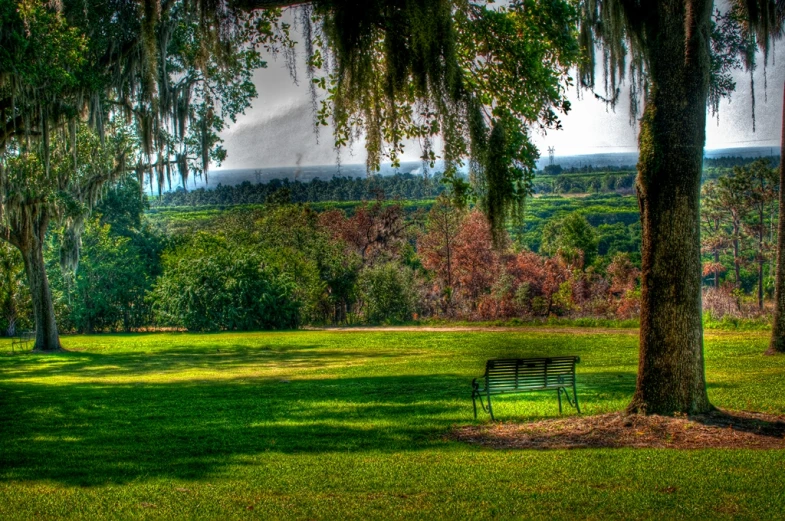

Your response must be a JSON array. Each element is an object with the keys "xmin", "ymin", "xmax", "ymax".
[{"xmin": 217, "ymin": 18, "xmax": 785, "ymax": 170}]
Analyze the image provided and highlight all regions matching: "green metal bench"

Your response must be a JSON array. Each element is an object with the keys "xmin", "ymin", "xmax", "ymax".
[
  {"xmin": 11, "ymin": 331, "xmax": 35, "ymax": 353},
  {"xmin": 472, "ymin": 356, "xmax": 581, "ymax": 420}
]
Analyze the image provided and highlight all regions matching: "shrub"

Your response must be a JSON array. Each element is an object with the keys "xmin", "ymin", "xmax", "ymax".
[
  {"xmin": 358, "ymin": 263, "xmax": 418, "ymax": 324},
  {"xmin": 702, "ymin": 286, "xmax": 741, "ymax": 319},
  {"xmin": 151, "ymin": 235, "xmax": 299, "ymax": 331}
]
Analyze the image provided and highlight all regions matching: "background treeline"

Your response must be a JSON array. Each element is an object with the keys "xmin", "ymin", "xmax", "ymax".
[
  {"xmin": 153, "ymin": 170, "xmax": 641, "ymax": 204},
  {"xmin": 0, "ymin": 159, "xmax": 779, "ymax": 334},
  {"xmin": 152, "ymin": 155, "xmax": 780, "ymax": 207},
  {"xmin": 701, "ymin": 159, "xmax": 782, "ymax": 317},
  {"xmin": 154, "ymin": 173, "xmax": 448, "ymax": 206}
]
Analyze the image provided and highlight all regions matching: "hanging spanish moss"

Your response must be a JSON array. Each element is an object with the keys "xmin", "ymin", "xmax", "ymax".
[
  {"xmin": 299, "ymin": 0, "xmax": 577, "ymax": 244},
  {"xmin": 577, "ymin": 1, "xmax": 771, "ymax": 129},
  {"xmin": 60, "ymin": 214, "xmax": 85, "ymax": 277},
  {"xmin": 1, "ymin": 0, "xmax": 278, "ymax": 200},
  {"xmin": 0, "ymin": 0, "xmax": 579, "ymax": 246},
  {"xmin": 305, "ymin": 0, "xmax": 466, "ymax": 172},
  {"xmin": 728, "ymin": 1, "xmax": 785, "ymax": 135},
  {"xmin": 734, "ymin": 0, "xmax": 785, "ymax": 61},
  {"xmin": 475, "ymin": 114, "xmax": 535, "ymax": 247}
]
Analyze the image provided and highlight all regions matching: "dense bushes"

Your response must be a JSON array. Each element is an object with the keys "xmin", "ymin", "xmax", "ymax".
[
  {"xmin": 61, "ymin": 222, "xmax": 153, "ymax": 333},
  {"xmin": 358, "ymin": 263, "xmax": 419, "ymax": 323},
  {"xmin": 45, "ymin": 179, "xmax": 164, "ymax": 333},
  {"xmin": 151, "ymin": 235, "xmax": 299, "ymax": 331}
]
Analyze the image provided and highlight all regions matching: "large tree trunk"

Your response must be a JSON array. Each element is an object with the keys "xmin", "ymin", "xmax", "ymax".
[
  {"xmin": 627, "ymin": 0, "xmax": 713, "ymax": 415},
  {"xmin": 21, "ymin": 244, "xmax": 61, "ymax": 351},
  {"xmin": 13, "ymin": 213, "xmax": 62, "ymax": 352},
  {"xmin": 768, "ymin": 79, "xmax": 785, "ymax": 354}
]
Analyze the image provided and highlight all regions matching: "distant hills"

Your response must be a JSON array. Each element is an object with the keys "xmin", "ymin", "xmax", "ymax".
[
  {"xmin": 147, "ymin": 146, "xmax": 781, "ymax": 193},
  {"xmin": 540, "ymin": 146, "xmax": 780, "ymax": 171}
]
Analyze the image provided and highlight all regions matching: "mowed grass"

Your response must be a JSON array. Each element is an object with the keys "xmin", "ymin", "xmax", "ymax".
[{"xmin": 1, "ymin": 329, "xmax": 784, "ymax": 520}]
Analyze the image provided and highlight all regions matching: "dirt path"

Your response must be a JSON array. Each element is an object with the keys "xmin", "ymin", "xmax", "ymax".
[
  {"xmin": 305, "ymin": 326, "xmax": 638, "ymax": 335},
  {"xmin": 304, "ymin": 325, "xmax": 764, "ymax": 337}
]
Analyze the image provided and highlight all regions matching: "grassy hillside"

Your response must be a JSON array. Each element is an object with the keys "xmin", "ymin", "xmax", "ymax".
[
  {"xmin": 147, "ymin": 194, "xmax": 643, "ymax": 259},
  {"xmin": 1, "ymin": 329, "xmax": 783, "ymax": 519}
]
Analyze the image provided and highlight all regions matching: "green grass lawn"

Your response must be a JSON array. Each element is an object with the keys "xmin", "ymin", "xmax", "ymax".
[{"xmin": 1, "ymin": 329, "xmax": 784, "ymax": 519}]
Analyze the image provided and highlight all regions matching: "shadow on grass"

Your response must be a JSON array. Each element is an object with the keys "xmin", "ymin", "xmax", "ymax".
[
  {"xmin": 0, "ymin": 374, "xmax": 470, "ymax": 486},
  {"xmin": 0, "ymin": 344, "xmax": 638, "ymax": 487},
  {"xmin": 0, "ymin": 344, "xmax": 411, "ymax": 380},
  {"xmin": 690, "ymin": 409, "xmax": 785, "ymax": 438}
]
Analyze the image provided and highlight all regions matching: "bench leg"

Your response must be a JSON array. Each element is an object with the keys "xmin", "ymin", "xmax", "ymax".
[
  {"xmin": 487, "ymin": 391, "xmax": 495, "ymax": 421},
  {"xmin": 557, "ymin": 388, "xmax": 563, "ymax": 414},
  {"xmin": 573, "ymin": 384, "xmax": 580, "ymax": 414},
  {"xmin": 472, "ymin": 392, "xmax": 478, "ymax": 419}
]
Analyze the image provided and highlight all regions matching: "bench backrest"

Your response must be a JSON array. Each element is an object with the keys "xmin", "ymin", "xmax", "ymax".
[{"xmin": 484, "ymin": 356, "xmax": 579, "ymax": 393}]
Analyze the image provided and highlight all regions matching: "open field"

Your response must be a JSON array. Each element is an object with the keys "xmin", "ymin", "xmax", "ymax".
[{"xmin": 1, "ymin": 329, "xmax": 784, "ymax": 519}]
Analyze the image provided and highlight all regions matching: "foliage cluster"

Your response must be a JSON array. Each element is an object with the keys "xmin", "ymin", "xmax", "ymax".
[
  {"xmin": 151, "ymin": 195, "xmax": 644, "ymax": 327},
  {"xmin": 701, "ymin": 159, "xmax": 780, "ymax": 310},
  {"xmin": 0, "ymin": 241, "xmax": 30, "ymax": 336},
  {"xmin": 533, "ymin": 171, "xmax": 636, "ymax": 195},
  {"xmin": 47, "ymin": 179, "xmax": 165, "ymax": 333},
  {"xmin": 0, "ymin": 0, "xmax": 288, "ymax": 349},
  {"xmin": 2, "ymin": 159, "xmax": 782, "ymax": 333},
  {"xmin": 151, "ymin": 234, "xmax": 299, "ymax": 331}
]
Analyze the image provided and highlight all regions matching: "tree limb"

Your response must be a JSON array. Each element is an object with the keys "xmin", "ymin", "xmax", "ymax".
[{"xmin": 231, "ymin": 0, "xmax": 311, "ymax": 11}]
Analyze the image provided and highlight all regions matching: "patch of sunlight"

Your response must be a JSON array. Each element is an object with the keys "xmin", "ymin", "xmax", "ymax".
[
  {"xmin": 29, "ymin": 435, "xmax": 82, "ymax": 442},
  {"xmin": 246, "ymin": 418, "xmax": 406, "ymax": 430},
  {"xmin": 5, "ymin": 366, "xmax": 344, "ymax": 385},
  {"xmin": 704, "ymin": 330, "xmax": 769, "ymax": 340}
]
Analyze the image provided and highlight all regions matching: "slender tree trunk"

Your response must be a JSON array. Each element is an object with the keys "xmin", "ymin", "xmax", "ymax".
[
  {"xmin": 733, "ymin": 223, "xmax": 741, "ymax": 286},
  {"xmin": 7, "ymin": 315, "xmax": 16, "ymax": 338},
  {"xmin": 627, "ymin": 0, "xmax": 713, "ymax": 415},
  {"xmin": 15, "ymin": 214, "xmax": 62, "ymax": 352},
  {"xmin": 758, "ymin": 210, "xmax": 764, "ymax": 311},
  {"xmin": 714, "ymin": 250, "xmax": 720, "ymax": 288},
  {"xmin": 768, "ymin": 79, "xmax": 785, "ymax": 354}
]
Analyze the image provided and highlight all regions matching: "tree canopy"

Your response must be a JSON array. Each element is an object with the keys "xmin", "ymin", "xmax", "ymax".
[{"xmin": 0, "ymin": 0, "xmax": 279, "ymax": 349}]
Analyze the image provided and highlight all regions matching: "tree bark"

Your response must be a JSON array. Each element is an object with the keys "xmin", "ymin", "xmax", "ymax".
[
  {"xmin": 12, "ymin": 213, "xmax": 62, "ymax": 352},
  {"xmin": 627, "ymin": 0, "xmax": 713, "ymax": 415},
  {"xmin": 768, "ymin": 78, "xmax": 785, "ymax": 354}
]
